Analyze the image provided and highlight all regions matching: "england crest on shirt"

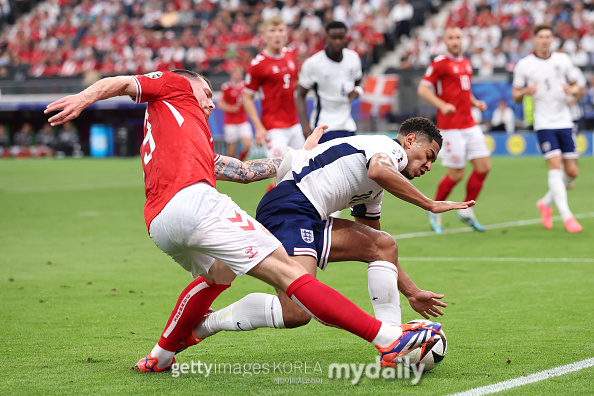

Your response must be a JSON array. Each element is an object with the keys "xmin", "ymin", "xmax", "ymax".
[{"xmin": 301, "ymin": 229, "xmax": 314, "ymax": 243}]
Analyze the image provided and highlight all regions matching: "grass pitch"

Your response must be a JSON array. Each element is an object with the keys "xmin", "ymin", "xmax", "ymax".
[{"xmin": 1, "ymin": 156, "xmax": 593, "ymax": 395}]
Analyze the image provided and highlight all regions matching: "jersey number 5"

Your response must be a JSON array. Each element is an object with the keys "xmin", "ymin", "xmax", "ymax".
[{"xmin": 142, "ymin": 119, "xmax": 156, "ymax": 165}]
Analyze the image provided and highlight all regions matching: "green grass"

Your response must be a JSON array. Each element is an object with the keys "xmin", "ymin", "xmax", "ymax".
[{"xmin": 1, "ymin": 157, "xmax": 593, "ymax": 395}]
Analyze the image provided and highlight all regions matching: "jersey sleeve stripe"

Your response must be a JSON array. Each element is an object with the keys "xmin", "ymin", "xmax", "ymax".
[
  {"xmin": 214, "ymin": 154, "xmax": 221, "ymax": 164},
  {"xmin": 293, "ymin": 143, "xmax": 365, "ymax": 183},
  {"xmin": 132, "ymin": 76, "xmax": 142, "ymax": 103}
]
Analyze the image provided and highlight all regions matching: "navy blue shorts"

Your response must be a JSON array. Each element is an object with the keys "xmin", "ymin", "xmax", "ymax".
[
  {"xmin": 536, "ymin": 128, "xmax": 578, "ymax": 159},
  {"xmin": 318, "ymin": 130, "xmax": 356, "ymax": 144},
  {"xmin": 256, "ymin": 180, "xmax": 333, "ymax": 270}
]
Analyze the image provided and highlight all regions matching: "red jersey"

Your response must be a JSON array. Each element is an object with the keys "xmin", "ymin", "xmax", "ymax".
[
  {"xmin": 244, "ymin": 47, "xmax": 299, "ymax": 130},
  {"xmin": 133, "ymin": 71, "xmax": 218, "ymax": 229},
  {"xmin": 421, "ymin": 54, "xmax": 476, "ymax": 130},
  {"xmin": 220, "ymin": 80, "xmax": 248, "ymax": 125}
]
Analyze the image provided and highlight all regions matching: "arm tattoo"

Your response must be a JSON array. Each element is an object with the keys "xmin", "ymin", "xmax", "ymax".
[{"xmin": 215, "ymin": 157, "xmax": 283, "ymax": 183}]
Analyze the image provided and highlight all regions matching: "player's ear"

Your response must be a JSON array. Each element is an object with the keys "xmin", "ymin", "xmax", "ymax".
[{"xmin": 405, "ymin": 133, "xmax": 417, "ymax": 147}]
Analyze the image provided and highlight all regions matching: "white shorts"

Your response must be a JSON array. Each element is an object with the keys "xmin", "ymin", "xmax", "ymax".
[
  {"xmin": 266, "ymin": 123, "xmax": 305, "ymax": 158},
  {"xmin": 149, "ymin": 183, "xmax": 281, "ymax": 278},
  {"xmin": 223, "ymin": 122, "xmax": 253, "ymax": 144},
  {"xmin": 440, "ymin": 125, "xmax": 490, "ymax": 169}
]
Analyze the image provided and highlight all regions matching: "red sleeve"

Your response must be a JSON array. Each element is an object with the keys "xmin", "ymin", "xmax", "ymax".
[
  {"xmin": 421, "ymin": 59, "xmax": 442, "ymax": 88},
  {"xmin": 244, "ymin": 59, "xmax": 262, "ymax": 93},
  {"xmin": 131, "ymin": 71, "xmax": 194, "ymax": 104}
]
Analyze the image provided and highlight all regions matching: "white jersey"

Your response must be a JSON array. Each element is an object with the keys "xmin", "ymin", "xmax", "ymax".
[
  {"xmin": 512, "ymin": 52, "xmax": 580, "ymax": 131},
  {"xmin": 277, "ymin": 135, "xmax": 408, "ymax": 220},
  {"xmin": 570, "ymin": 67, "xmax": 586, "ymax": 121},
  {"xmin": 298, "ymin": 48, "xmax": 362, "ymax": 132}
]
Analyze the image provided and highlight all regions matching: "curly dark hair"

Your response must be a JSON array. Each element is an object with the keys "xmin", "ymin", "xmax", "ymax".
[
  {"xmin": 325, "ymin": 21, "xmax": 347, "ymax": 33},
  {"xmin": 398, "ymin": 117, "xmax": 442, "ymax": 148}
]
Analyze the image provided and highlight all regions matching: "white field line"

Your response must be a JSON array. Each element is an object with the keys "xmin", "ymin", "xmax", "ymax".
[
  {"xmin": 2, "ymin": 180, "xmax": 143, "ymax": 194},
  {"xmin": 393, "ymin": 212, "xmax": 594, "ymax": 239},
  {"xmin": 447, "ymin": 357, "xmax": 594, "ymax": 396},
  {"xmin": 400, "ymin": 257, "xmax": 594, "ymax": 263}
]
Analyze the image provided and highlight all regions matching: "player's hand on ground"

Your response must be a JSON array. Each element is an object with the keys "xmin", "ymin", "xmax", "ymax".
[
  {"xmin": 255, "ymin": 125, "xmax": 267, "ymax": 146},
  {"xmin": 45, "ymin": 93, "xmax": 89, "ymax": 126},
  {"xmin": 430, "ymin": 200, "xmax": 475, "ymax": 213},
  {"xmin": 303, "ymin": 125, "xmax": 328, "ymax": 151},
  {"xmin": 439, "ymin": 103, "xmax": 456, "ymax": 115},
  {"xmin": 407, "ymin": 290, "xmax": 447, "ymax": 319}
]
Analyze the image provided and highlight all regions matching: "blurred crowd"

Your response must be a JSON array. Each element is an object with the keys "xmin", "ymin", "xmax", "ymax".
[
  {"xmin": 0, "ymin": 0, "xmax": 438, "ymax": 81},
  {"xmin": 398, "ymin": 0, "xmax": 594, "ymax": 71},
  {"xmin": 0, "ymin": 120, "xmax": 83, "ymax": 158}
]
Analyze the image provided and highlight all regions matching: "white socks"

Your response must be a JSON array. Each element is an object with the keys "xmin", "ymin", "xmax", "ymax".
[
  {"xmin": 367, "ymin": 261, "xmax": 401, "ymax": 326},
  {"xmin": 372, "ymin": 323, "xmax": 403, "ymax": 348},
  {"xmin": 194, "ymin": 293, "xmax": 285, "ymax": 339},
  {"xmin": 546, "ymin": 169, "xmax": 573, "ymax": 221},
  {"xmin": 150, "ymin": 344, "xmax": 175, "ymax": 368},
  {"xmin": 542, "ymin": 170, "xmax": 575, "ymax": 207}
]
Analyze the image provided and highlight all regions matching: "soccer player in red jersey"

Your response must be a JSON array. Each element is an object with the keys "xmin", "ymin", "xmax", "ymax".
[
  {"xmin": 244, "ymin": 16, "xmax": 303, "ymax": 191},
  {"xmin": 418, "ymin": 26, "xmax": 491, "ymax": 233},
  {"xmin": 45, "ymin": 70, "xmax": 441, "ymax": 372},
  {"xmin": 218, "ymin": 66, "xmax": 252, "ymax": 160}
]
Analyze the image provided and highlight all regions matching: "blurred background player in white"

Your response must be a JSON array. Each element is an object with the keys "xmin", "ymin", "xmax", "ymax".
[
  {"xmin": 513, "ymin": 25, "xmax": 584, "ymax": 233},
  {"xmin": 295, "ymin": 20, "xmax": 363, "ymax": 217},
  {"xmin": 418, "ymin": 26, "xmax": 491, "ymax": 233},
  {"xmin": 186, "ymin": 118, "xmax": 474, "ymax": 343},
  {"xmin": 489, "ymin": 100, "xmax": 516, "ymax": 134},
  {"xmin": 218, "ymin": 66, "xmax": 252, "ymax": 160},
  {"xmin": 296, "ymin": 21, "xmax": 363, "ymax": 145},
  {"xmin": 10, "ymin": 122, "xmax": 34, "ymax": 158},
  {"xmin": 243, "ymin": 16, "xmax": 302, "ymax": 192}
]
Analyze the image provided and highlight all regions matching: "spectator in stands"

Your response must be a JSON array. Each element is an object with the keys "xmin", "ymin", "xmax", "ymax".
[
  {"xmin": 55, "ymin": 121, "xmax": 82, "ymax": 158},
  {"xmin": 490, "ymin": 100, "xmax": 516, "ymax": 134},
  {"xmin": 389, "ymin": 0, "xmax": 414, "ymax": 41},
  {"xmin": 281, "ymin": 0, "xmax": 300, "ymax": 27},
  {"xmin": 301, "ymin": 9, "xmax": 323, "ymax": 34},
  {"xmin": 35, "ymin": 123, "xmax": 56, "ymax": 157},
  {"xmin": 11, "ymin": 122, "xmax": 34, "ymax": 158},
  {"xmin": 0, "ymin": 124, "xmax": 9, "ymax": 158}
]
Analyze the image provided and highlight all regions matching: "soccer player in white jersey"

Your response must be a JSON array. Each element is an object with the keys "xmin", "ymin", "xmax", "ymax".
[
  {"xmin": 513, "ymin": 25, "xmax": 584, "ymax": 233},
  {"xmin": 175, "ymin": 118, "xmax": 475, "ymax": 348},
  {"xmin": 295, "ymin": 21, "xmax": 363, "ymax": 144}
]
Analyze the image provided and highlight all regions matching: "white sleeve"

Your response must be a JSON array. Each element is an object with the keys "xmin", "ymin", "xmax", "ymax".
[
  {"xmin": 512, "ymin": 60, "xmax": 526, "ymax": 88},
  {"xmin": 298, "ymin": 58, "xmax": 315, "ymax": 89}
]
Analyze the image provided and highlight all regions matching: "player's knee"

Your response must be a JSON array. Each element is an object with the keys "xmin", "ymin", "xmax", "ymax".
[
  {"xmin": 448, "ymin": 170, "xmax": 465, "ymax": 182},
  {"xmin": 371, "ymin": 231, "xmax": 398, "ymax": 263},
  {"xmin": 283, "ymin": 309, "xmax": 312, "ymax": 328}
]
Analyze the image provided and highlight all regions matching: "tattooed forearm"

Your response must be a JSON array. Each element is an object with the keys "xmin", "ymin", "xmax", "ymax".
[{"xmin": 215, "ymin": 157, "xmax": 283, "ymax": 183}]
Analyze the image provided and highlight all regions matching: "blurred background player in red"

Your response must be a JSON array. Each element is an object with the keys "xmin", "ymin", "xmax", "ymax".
[
  {"xmin": 418, "ymin": 26, "xmax": 491, "ymax": 233},
  {"xmin": 243, "ymin": 16, "xmax": 303, "ymax": 192},
  {"xmin": 218, "ymin": 65, "xmax": 252, "ymax": 160}
]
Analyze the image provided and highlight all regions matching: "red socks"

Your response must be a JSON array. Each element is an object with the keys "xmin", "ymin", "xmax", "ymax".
[
  {"xmin": 465, "ymin": 171, "xmax": 488, "ymax": 202},
  {"xmin": 286, "ymin": 274, "xmax": 382, "ymax": 343},
  {"xmin": 239, "ymin": 150, "xmax": 248, "ymax": 161},
  {"xmin": 158, "ymin": 277, "xmax": 229, "ymax": 351},
  {"xmin": 435, "ymin": 174, "xmax": 458, "ymax": 201},
  {"xmin": 265, "ymin": 182, "xmax": 275, "ymax": 193}
]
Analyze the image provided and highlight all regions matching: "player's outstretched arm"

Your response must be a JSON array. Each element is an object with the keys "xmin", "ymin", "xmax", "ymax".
[
  {"xmin": 368, "ymin": 153, "xmax": 474, "ymax": 212},
  {"xmin": 295, "ymin": 85, "xmax": 313, "ymax": 138},
  {"xmin": 215, "ymin": 156, "xmax": 283, "ymax": 184},
  {"xmin": 45, "ymin": 76, "xmax": 138, "ymax": 126},
  {"xmin": 396, "ymin": 262, "xmax": 447, "ymax": 319}
]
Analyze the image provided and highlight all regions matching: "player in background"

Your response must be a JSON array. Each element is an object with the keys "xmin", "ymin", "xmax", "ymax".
[
  {"xmin": 418, "ymin": 26, "xmax": 491, "ymax": 233},
  {"xmin": 45, "ymin": 70, "xmax": 441, "ymax": 373},
  {"xmin": 513, "ymin": 25, "xmax": 584, "ymax": 233},
  {"xmin": 218, "ymin": 66, "xmax": 252, "ymax": 160},
  {"xmin": 182, "ymin": 118, "xmax": 474, "ymax": 349},
  {"xmin": 295, "ymin": 20, "xmax": 363, "ymax": 144},
  {"xmin": 243, "ymin": 16, "xmax": 303, "ymax": 192}
]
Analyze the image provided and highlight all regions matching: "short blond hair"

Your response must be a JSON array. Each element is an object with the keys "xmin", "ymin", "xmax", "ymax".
[{"xmin": 263, "ymin": 15, "xmax": 286, "ymax": 29}]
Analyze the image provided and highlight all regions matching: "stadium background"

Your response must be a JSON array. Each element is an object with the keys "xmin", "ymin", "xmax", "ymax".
[{"xmin": 0, "ymin": 0, "xmax": 592, "ymax": 159}]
